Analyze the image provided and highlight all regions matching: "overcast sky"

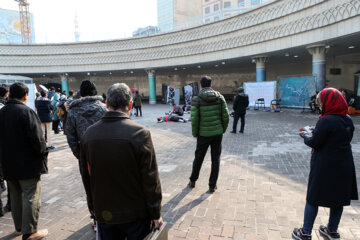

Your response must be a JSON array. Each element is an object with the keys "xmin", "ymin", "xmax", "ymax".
[{"xmin": 0, "ymin": 0, "xmax": 158, "ymax": 43}]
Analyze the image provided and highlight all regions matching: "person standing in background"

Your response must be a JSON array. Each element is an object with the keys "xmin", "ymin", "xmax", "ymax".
[
  {"xmin": 0, "ymin": 82, "xmax": 49, "ymax": 240},
  {"xmin": 134, "ymin": 90, "xmax": 142, "ymax": 117},
  {"xmin": 188, "ymin": 76, "xmax": 229, "ymax": 193},
  {"xmin": 51, "ymin": 91, "xmax": 60, "ymax": 134},
  {"xmin": 65, "ymin": 79, "xmax": 107, "ymax": 231},
  {"xmin": 35, "ymin": 91, "xmax": 55, "ymax": 149},
  {"xmin": 231, "ymin": 87, "xmax": 249, "ymax": 134},
  {"xmin": 80, "ymin": 83, "xmax": 162, "ymax": 239}
]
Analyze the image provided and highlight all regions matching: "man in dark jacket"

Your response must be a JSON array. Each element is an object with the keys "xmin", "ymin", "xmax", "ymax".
[
  {"xmin": 231, "ymin": 87, "xmax": 249, "ymax": 134},
  {"xmin": 188, "ymin": 76, "xmax": 229, "ymax": 193},
  {"xmin": 35, "ymin": 91, "xmax": 54, "ymax": 149},
  {"xmin": 80, "ymin": 83, "xmax": 163, "ymax": 239},
  {"xmin": 0, "ymin": 85, "xmax": 9, "ymax": 217},
  {"xmin": 65, "ymin": 79, "xmax": 107, "ymax": 228},
  {"xmin": 0, "ymin": 82, "xmax": 48, "ymax": 240}
]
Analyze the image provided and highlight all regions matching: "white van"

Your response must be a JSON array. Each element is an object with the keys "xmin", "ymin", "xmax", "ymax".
[{"xmin": 0, "ymin": 74, "xmax": 37, "ymax": 110}]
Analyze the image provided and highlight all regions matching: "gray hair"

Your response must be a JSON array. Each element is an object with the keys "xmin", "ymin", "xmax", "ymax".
[{"xmin": 106, "ymin": 83, "xmax": 132, "ymax": 110}]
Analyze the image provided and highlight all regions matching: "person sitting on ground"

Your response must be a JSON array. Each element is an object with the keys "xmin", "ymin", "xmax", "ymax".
[
  {"xmin": 157, "ymin": 115, "xmax": 187, "ymax": 123},
  {"xmin": 309, "ymin": 92, "xmax": 319, "ymax": 113},
  {"xmin": 172, "ymin": 104, "xmax": 184, "ymax": 116}
]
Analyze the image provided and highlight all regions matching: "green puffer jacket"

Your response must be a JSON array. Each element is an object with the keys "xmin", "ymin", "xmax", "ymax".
[{"xmin": 191, "ymin": 87, "xmax": 229, "ymax": 137}]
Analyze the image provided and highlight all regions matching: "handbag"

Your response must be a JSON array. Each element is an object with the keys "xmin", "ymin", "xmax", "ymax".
[{"xmin": 144, "ymin": 222, "xmax": 168, "ymax": 240}]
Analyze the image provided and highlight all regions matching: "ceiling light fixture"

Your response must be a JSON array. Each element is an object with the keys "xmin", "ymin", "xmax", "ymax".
[
  {"xmin": 285, "ymin": 52, "xmax": 290, "ymax": 57},
  {"xmin": 197, "ymin": 65, "xmax": 201, "ymax": 68},
  {"xmin": 87, "ymin": 72, "xmax": 90, "ymax": 76},
  {"xmin": 130, "ymin": 71, "xmax": 134, "ymax": 74},
  {"xmin": 109, "ymin": 72, "xmax": 112, "ymax": 75},
  {"xmin": 174, "ymin": 68, "xmax": 178, "ymax": 71},
  {"xmin": 294, "ymin": 55, "xmax": 299, "ymax": 58},
  {"xmin": 183, "ymin": 67, "xmax": 186, "ymax": 70},
  {"xmin": 215, "ymin": 65, "xmax": 219, "ymax": 67},
  {"xmin": 221, "ymin": 61, "xmax": 226, "ymax": 65},
  {"xmin": 348, "ymin": 46, "xmax": 355, "ymax": 49}
]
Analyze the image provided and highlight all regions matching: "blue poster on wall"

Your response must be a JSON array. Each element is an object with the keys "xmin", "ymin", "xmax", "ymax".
[{"xmin": 277, "ymin": 76, "xmax": 316, "ymax": 107}]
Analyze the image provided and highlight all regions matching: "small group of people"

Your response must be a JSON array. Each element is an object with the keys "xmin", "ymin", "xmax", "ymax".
[{"xmin": 0, "ymin": 76, "xmax": 358, "ymax": 240}]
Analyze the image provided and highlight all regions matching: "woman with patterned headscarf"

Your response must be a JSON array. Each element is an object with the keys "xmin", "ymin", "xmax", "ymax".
[{"xmin": 292, "ymin": 88, "xmax": 358, "ymax": 240}]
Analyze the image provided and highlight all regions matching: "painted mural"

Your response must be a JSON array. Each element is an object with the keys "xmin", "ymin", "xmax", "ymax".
[{"xmin": 277, "ymin": 76, "xmax": 316, "ymax": 107}]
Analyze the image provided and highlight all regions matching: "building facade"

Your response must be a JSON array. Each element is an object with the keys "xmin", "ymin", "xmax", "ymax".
[{"xmin": 0, "ymin": 8, "xmax": 35, "ymax": 44}]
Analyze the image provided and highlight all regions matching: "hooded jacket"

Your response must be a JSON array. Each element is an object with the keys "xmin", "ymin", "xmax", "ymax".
[
  {"xmin": 191, "ymin": 87, "xmax": 229, "ymax": 137},
  {"xmin": 65, "ymin": 96, "xmax": 107, "ymax": 159}
]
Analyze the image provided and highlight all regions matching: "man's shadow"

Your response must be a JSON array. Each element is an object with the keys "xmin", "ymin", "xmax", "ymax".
[{"xmin": 162, "ymin": 186, "xmax": 211, "ymax": 229}]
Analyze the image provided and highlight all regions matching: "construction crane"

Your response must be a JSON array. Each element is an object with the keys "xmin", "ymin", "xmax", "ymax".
[{"xmin": 14, "ymin": 0, "xmax": 32, "ymax": 44}]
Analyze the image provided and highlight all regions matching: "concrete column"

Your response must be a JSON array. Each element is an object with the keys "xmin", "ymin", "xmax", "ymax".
[
  {"xmin": 307, "ymin": 44, "xmax": 328, "ymax": 92},
  {"xmin": 61, "ymin": 74, "xmax": 69, "ymax": 96},
  {"xmin": 252, "ymin": 56, "xmax": 268, "ymax": 82},
  {"xmin": 146, "ymin": 69, "xmax": 156, "ymax": 104}
]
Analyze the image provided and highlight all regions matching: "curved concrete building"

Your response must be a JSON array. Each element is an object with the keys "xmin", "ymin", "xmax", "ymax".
[{"xmin": 1, "ymin": 0, "xmax": 359, "ymax": 102}]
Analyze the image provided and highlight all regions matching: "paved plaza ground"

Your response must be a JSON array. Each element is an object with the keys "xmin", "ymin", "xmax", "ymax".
[{"xmin": 0, "ymin": 104, "xmax": 360, "ymax": 240}]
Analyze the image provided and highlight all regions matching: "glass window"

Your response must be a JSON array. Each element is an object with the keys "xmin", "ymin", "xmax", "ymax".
[
  {"xmin": 205, "ymin": 18, "xmax": 211, "ymax": 23},
  {"xmin": 224, "ymin": 2, "xmax": 231, "ymax": 8},
  {"xmin": 238, "ymin": 0, "xmax": 245, "ymax": 6},
  {"xmin": 214, "ymin": 16, "xmax": 219, "ymax": 21},
  {"xmin": 252, "ymin": 0, "xmax": 260, "ymax": 4},
  {"xmin": 205, "ymin": 7, "xmax": 210, "ymax": 14},
  {"xmin": 214, "ymin": 4, "xmax": 219, "ymax": 11}
]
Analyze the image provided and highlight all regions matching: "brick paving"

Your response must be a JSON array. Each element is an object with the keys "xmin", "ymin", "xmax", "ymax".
[{"xmin": 0, "ymin": 104, "xmax": 359, "ymax": 240}]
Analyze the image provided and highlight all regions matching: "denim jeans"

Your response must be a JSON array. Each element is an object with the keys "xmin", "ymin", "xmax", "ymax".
[{"xmin": 302, "ymin": 202, "xmax": 343, "ymax": 234}]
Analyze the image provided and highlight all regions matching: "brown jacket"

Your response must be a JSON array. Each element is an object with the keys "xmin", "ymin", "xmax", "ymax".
[{"xmin": 80, "ymin": 111, "xmax": 162, "ymax": 224}]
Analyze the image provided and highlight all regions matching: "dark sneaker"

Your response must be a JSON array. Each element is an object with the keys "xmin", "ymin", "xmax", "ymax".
[
  {"xmin": 188, "ymin": 181, "xmax": 195, "ymax": 188},
  {"xmin": 208, "ymin": 186, "xmax": 217, "ymax": 193},
  {"xmin": 0, "ymin": 209, "xmax": 4, "ymax": 217},
  {"xmin": 292, "ymin": 228, "xmax": 311, "ymax": 240},
  {"xmin": 230, "ymin": 130, "xmax": 236, "ymax": 134},
  {"xmin": 319, "ymin": 225, "xmax": 340, "ymax": 240}
]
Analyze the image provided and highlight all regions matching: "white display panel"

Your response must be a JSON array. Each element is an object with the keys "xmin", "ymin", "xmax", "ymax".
[{"xmin": 243, "ymin": 81, "xmax": 276, "ymax": 107}]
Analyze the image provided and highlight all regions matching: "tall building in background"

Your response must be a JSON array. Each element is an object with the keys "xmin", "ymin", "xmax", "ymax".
[
  {"xmin": 0, "ymin": 8, "xmax": 35, "ymax": 44},
  {"xmin": 202, "ymin": 0, "xmax": 270, "ymax": 23},
  {"xmin": 157, "ymin": 0, "xmax": 272, "ymax": 32},
  {"xmin": 157, "ymin": 0, "xmax": 202, "ymax": 32}
]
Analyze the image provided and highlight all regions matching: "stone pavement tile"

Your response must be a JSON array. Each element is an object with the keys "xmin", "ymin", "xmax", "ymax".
[{"xmin": 1, "ymin": 105, "xmax": 359, "ymax": 239}]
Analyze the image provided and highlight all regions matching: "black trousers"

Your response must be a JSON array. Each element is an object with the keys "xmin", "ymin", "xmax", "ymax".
[
  {"xmin": 97, "ymin": 219, "xmax": 150, "ymax": 240},
  {"xmin": 190, "ymin": 134, "xmax": 222, "ymax": 188},
  {"xmin": 135, "ymin": 106, "xmax": 142, "ymax": 116},
  {"xmin": 52, "ymin": 120, "xmax": 60, "ymax": 134},
  {"xmin": 233, "ymin": 114, "xmax": 245, "ymax": 132}
]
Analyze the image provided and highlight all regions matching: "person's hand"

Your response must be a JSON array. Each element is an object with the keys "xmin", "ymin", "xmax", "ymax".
[
  {"xmin": 151, "ymin": 216, "xmax": 163, "ymax": 230},
  {"xmin": 299, "ymin": 131, "xmax": 307, "ymax": 138}
]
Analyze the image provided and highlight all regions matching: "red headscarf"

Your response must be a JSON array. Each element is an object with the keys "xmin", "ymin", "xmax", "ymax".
[{"xmin": 319, "ymin": 88, "xmax": 348, "ymax": 118}]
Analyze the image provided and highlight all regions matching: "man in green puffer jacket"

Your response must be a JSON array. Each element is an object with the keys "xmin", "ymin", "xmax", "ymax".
[{"xmin": 188, "ymin": 76, "xmax": 229, "ymax": 193}]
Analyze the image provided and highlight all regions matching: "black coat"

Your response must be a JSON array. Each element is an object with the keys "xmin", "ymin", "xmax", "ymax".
[
  {"xmin": 80, "ymin": 111, "xmax": 162, "ymax": 223},
  {"xmin": 233, "ymin": 93, "xmax": 249, "ymax": 116},
  {"xmin": 0, "ymin": 100, "xmax": 48, "ymax": 180},
  {"xmin": 35, "ymin": 98, "xmax": 53, "ymax": 122},
  {"xmin": 303, "ymin": 115, "xmax": 358, "ymax": 208}
]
